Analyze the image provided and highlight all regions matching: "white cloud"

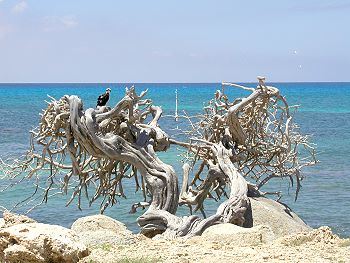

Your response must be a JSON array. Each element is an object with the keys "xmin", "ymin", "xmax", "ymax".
[
  {"xmin": 43, "ymin": 15, "xmax": 78, "ymax": 32},
  {"xmin": 290, "ymin": 2, "xmax": 350, "ymax": 12},
  {"xmin": 152, "ymin": 50, "xmax": 172, "ymax": 58},
  {"xmin": 12, "ymin": 1, "xmax": 28, "ymax": 13},
  {"xmin": 0, "ymin": 24, "xmax": 12, "ymax": 38}
]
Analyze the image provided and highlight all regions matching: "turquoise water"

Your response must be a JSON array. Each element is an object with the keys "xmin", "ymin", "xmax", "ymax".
[{"xmin": 0, "ymin": 83, "xmax": 349, "ymax": 237}]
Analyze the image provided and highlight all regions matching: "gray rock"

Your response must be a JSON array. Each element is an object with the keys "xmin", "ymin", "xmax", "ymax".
[
  {"xmin": 202, "ymin": 224, "xmax": 275, "ymax": 245},
  {"xmin": 71, "ymin": 215, "xmax": 135, "ymax": 247},
  {"xmin": 249, "ymin": 196, "xmax": 311, "ymax": 238},
  {"xmin": 200, "ymin": 197, "xmax": 310, "ymax": 245},
  {"xmin": 0, "ymin": 223, "xmax": 89, "ymax": 263}
]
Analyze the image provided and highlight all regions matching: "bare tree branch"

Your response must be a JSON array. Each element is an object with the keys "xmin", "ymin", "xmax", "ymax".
[{"xmin": 0, "ymin": 78, "xmax": 316, "ymax": 238}]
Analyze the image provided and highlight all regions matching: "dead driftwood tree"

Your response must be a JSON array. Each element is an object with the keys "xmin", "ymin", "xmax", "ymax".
[{"xmin": 0, "ymin": 77, "xmax": 316, "ymax": 238}]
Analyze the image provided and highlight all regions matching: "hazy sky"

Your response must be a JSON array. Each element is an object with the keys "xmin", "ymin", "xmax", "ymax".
[{"xmin": 0, "ymin": 0, "xmax": 349, "ymax": 82}]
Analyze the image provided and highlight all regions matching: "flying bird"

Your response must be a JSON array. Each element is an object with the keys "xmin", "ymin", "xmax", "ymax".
[{"xmin": 96, "ymin": 88, "xmax": 111, "ymax": 107}]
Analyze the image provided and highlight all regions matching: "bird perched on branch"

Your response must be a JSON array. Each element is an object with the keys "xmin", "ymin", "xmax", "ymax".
[{"xmin": 96, "ymin": 88, "xmax": 111, "ymax": 107}]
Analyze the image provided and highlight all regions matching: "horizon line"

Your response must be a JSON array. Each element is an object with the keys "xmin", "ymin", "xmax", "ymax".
[{"xmin": 1, "ymin": 81, "xmax": 350, "ymax": 85}]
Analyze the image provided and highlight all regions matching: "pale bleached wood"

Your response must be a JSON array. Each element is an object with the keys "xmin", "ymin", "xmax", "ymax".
[{"xmin": 0, "ymin": 78, "xmax": 317, "ymax": 238}]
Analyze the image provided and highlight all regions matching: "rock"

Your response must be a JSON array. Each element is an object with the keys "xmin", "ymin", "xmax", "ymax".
[
  {"xmin": 3, "ymin": 211, "xmax": 37, "ymax": 227},
  {"xmin": 2, "ymin": 244, "xmax": 43, "ymax": 263},
  {"xmin": 280, "ymin": 226, "xmax": 339, "ymax": 246},
  {"xmin": 202, "ymin": 224, "xmax": 275, "ymax": 245},
  {"xmin": 249, "ymin": 196, "xmax": 311, "ymax": 238},
  {"xmin": 0, "ymin": 223, "xmax": 90, "ymax": 263},
  {"xmin": 71, "ymin": 215, "xmax": 134, "ymax": 247},
  {"xmin": 0, "ymin": 218, "xmax": 4, "ymax": 228}
]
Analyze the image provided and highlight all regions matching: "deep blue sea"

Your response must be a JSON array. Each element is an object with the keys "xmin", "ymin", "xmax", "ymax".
[{"xmin": 0, "ymin": 83, "xmax": 349, "ymax": 238}]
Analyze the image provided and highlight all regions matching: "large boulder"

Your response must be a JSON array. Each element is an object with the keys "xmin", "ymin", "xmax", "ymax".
[
  {"xmin": 249, "ymin": 196, "xmax": 311, "ymax": 238},
  {"xmin": 71, "ymin": 215, "xmax": 135, "ymax": 247},
  {"xmin": 199, "ymin": 197, "xmax": 310, "ymax": 245},
  {"xmin": 0, "ymin": 223, "xmax": 89, "ymax": 263}
]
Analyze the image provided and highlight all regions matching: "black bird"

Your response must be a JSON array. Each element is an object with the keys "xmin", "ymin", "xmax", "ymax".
[{"xmin": 96, "ymin": 88, "xmax": 111, "ymax": 107}]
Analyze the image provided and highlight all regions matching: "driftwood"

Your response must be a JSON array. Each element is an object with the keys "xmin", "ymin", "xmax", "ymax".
[{"xmin": 0, "ymin": 78, "xmax": 316, "ymax": 238}]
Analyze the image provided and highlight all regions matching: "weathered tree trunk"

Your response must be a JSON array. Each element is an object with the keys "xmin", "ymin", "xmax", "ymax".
[
  {"xmin": 1, "ymin": 79, "xmax": 316, "ymax": 239},
  {"xmin": 66, "ymin": 95, "xmax": 249, "ymax": 238}
]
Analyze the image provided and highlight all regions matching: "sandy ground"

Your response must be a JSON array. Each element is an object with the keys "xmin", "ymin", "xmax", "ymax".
[{"xmin": 80, "ymin": 227, "xmax": 350, "ymax": 263}]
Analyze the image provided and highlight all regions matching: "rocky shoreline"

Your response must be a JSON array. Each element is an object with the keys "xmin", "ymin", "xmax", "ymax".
[
  {"xmin": 0, "ymin": 197, "xmax": 349, "ymax": 262},
  {"xmin": 83, "ymin": 226, "xmax": 350, "ymax": 263}
]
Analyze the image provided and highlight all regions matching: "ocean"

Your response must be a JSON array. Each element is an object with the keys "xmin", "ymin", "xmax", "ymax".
[{"xmin": 0, "ymin": 83, "xmax": 349, "ymax": 238}]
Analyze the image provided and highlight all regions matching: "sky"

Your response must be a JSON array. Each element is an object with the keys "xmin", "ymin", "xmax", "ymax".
[{"xmin": 0, "ymin": 0, "xmax": 349, "ymax": 83}]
